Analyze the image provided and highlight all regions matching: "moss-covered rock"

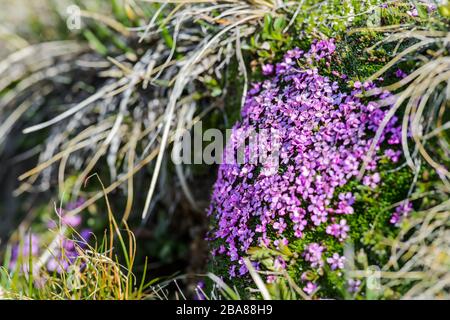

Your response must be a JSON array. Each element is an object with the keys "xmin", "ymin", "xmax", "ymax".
[{"xmin": 207, "ymin": 32, "xmax": 415, "ymax": 298}]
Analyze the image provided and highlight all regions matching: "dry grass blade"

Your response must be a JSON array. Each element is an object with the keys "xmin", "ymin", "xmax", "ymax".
[{"xmin": 359, "ymin": 30, "xmax": 450, "ymax": 190}]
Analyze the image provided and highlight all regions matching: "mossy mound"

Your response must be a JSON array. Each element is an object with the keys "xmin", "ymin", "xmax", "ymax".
[{"xmin": 207, "ymin": 34, "xmax": 415, "ymax": 299}]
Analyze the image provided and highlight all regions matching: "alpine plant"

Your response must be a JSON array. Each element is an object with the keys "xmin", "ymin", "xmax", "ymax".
[{"xmin": 207, "ymin": 39, "xmax": 413, "ymax": 296}]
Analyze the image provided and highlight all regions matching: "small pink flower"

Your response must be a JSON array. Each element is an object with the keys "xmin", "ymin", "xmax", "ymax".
[
  {"xmin": 326, "ymin": 219, "xmax": 349, "ymax": 241},
  {"xmin": 303, "ymin": 282, "xmax": 317, "ymax": 295},
  {"xmin": 327, "ymin": 253, "xmax": 346, "ymax": 270}
]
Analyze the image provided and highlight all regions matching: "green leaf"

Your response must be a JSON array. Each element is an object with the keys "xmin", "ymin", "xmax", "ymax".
[
  {"xmin": 161, "ymin": 25, "xmax": 174, "ymax": 50},
  {"xmin": 83, "ymin": 30, "xmax": 108, "ymax": 55},
  {"xmin": 273, "ymin": 17, "xmax": 286, "ymax": 32},
  {"xmin": 263, "ymin": 15, "xmax": 272, "ymax": 34}
]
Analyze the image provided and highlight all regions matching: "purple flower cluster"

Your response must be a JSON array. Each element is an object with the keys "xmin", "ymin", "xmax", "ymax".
[
  {"xmin": 327, "ymin": 253, "xmax": 346, "ymax": 270},
  {"xmin": 47, "ymin": 198, "xmax": 86, "ymax": 229},
  {"xmin": 326, "ymin": 219, "xmax": 349, "ymax": 242},
  {"xmin": 9, "ymin": 199, "xmax": 91, "ymax": 274},
  {"xmin": 303, "ymin": 281, "xmax": 318, "ymax": 295},
  {"xmin": 390, "ymin": 200, "xmax": 413, "ymax": 226},
  {"xmin": 407, "ymin": 1, "xmax": 436, "ymax": 17},
  {"xmin": 304, "ymin": 243, "xmax": 325, "ymax": 268},
  {"xmin": 46, "ymin": 229, "xmax": 91, "ymax": 273},
  {"xmin": 9, "ymin": 233, "xmax": 40, "ymax": 273},
  {"xmin": 208, "ymin": 39, "xmax": 402, "ymax": 278},
  {"xmin": 347, "ymin": 279, "xmax": 361, "ymax": 293}
]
